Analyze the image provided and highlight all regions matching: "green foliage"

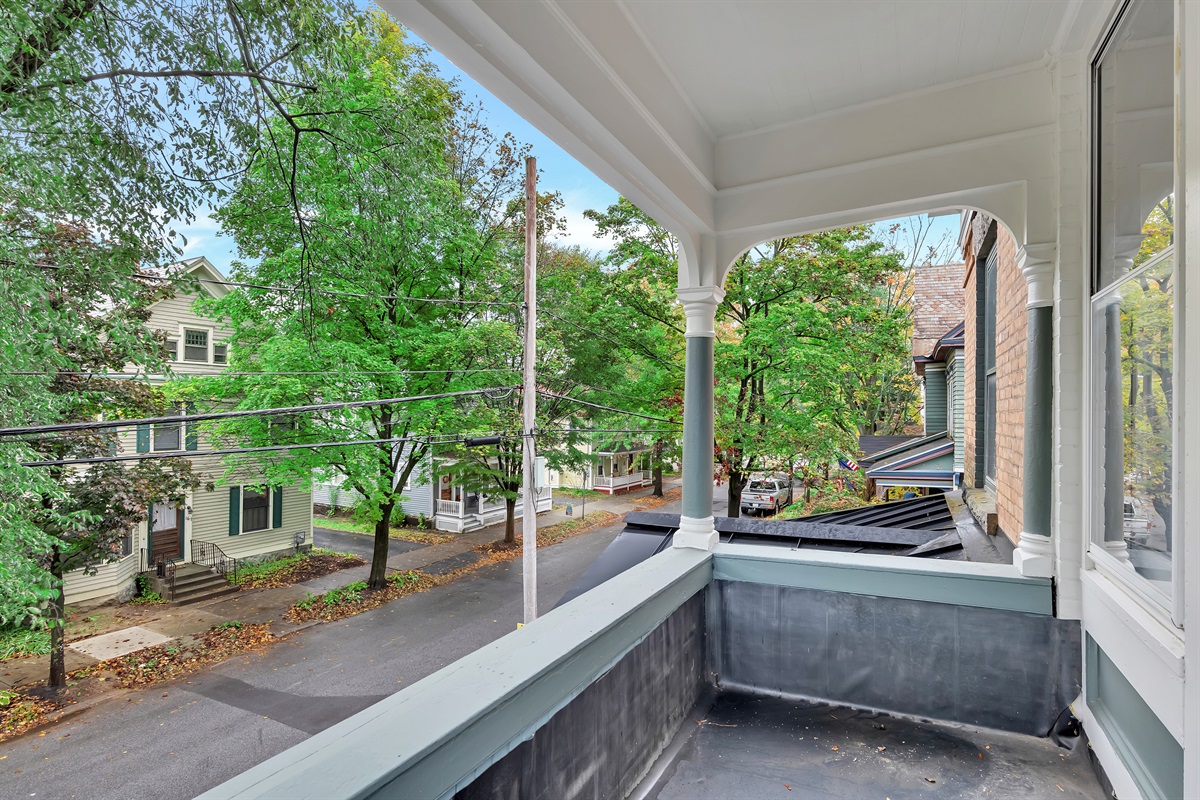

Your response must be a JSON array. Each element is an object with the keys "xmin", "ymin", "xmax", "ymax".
[
  {"xmin": 229, "ymin": 552, "xmax": 308, "ymax": 586},
  {"xmin": 322, "ymin": 581, "xmax": 368, "ymax": 606},
  {"xmin": 131, "ymin": 574, "xmax": 165, "ymax": 605},
  {"xmin": 212, "ymin": 621, "xmax": 244, "ymax": 631},
  {"xmin": 0, "ymin": 0, "xmax": 356, "ymax": 684},
  {"xmin": 0, "ymin": 626, "xmax": 51, "ymax": 660},
  {"xmin": 387, "ymin": 570, "xmax": 420, "ymax": 588}
]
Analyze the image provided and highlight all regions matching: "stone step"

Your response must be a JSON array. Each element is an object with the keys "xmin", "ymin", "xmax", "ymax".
[{"xmin": 172, "ymin": 582, "xmax": 240, "ymax": 606}]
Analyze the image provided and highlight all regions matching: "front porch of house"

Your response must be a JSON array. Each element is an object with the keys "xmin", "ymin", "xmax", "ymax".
[
  {"xmin": 433, "ymin": 486, "xmax": 553, "ymax": 533},
  {"xmin": 202, "ymin": 545, "xmax": 1101, "ymax": 799},
  {"xmin": 201, "ymin": 0, "xmax": 1199, "ymax": 796}
]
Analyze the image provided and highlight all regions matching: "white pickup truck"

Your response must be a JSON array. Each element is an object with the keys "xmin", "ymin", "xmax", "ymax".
[{"xmin": 740, "ymin": 476, "xmax": 794, "ymax": 516}]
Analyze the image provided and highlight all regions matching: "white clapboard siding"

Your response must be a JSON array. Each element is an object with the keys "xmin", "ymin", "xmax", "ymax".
[
  {"xmin": 187, "ymin": 483, "xmax": 312, "ymax": 561},
  {"xmin": 312, "ymin": 479, "xmax": 434, "ymax": 519},
  {"xmin": 64, "ymin": 553, "xmax": 140, "ymax": 605}
]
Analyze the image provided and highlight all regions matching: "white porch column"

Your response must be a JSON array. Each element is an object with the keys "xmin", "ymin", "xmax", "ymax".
[
  {"xmin": 1013, "ymin": 243, "xmax": 1056, "ymax": 577},
  {"xmin": 674, "ymin": 285, "xmax": 724, "ymax": 550}
]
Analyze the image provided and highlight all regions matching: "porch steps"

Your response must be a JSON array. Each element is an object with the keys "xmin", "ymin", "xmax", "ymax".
[{"xmin": 171, "ymin": 564, "xmax": 239, "ymax": 605}]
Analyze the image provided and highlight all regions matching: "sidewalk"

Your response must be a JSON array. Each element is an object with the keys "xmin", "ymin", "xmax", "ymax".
[{"xmin": 1, "ymin": 479, "xmax": 677, "ymax": 694}]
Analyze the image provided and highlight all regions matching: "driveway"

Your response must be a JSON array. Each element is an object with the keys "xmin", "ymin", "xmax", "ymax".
[
  {"xmin": 0, "ymin": 518, "xmax": 627, "ymax": 800},
  {"xmin": 313, "ymin": 527, "xmax": 426, "ymax": 560}
]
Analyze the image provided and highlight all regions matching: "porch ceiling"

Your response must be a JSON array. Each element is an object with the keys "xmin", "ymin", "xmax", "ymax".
[{"xmin": 391, "ymin": 0, "xmax": 1116, "ymax": 281}]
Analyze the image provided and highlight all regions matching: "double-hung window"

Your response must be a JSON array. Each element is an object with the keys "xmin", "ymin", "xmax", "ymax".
[
  {"xmin": 242, "ymin": 487, "xmax": 270, "ymax": 533},
  {"xmin": 153, "ymin": 406, "xmax": 182, "ymax": 452},
  {"xmin": 982, "ymin": 247, "xmax": 998, "ymax": 488},
  {"xmin": 1090, "ymin": 0, "xmax": 1177, "ymax": 617},
  {"xmin": 183, "ymin": 329, "xmax": 209, "ymax": 362}
]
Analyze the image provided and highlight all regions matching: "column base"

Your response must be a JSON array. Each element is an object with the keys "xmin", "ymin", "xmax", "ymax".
[
  {"xmin": 673, "ymin": 515, "xmax": 718, "ymax": 550},
  {"xmin": 1096, "ymin": 539, "xmax": 1132, "ymax": 563},
  {"xmin": 1013, "ymin": 531, "xmax": 1053, "ymax": 578}
]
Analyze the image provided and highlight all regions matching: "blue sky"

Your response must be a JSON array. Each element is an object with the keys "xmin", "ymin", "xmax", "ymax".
[{"xmin": 177, "ymin": 29, "xmax": 960, "ymax": 274}]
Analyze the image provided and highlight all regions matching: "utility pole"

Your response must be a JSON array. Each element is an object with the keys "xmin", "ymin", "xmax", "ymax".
[{"xmin": 522, "ymin": 155, "xmax": 538, "ymax": 624}]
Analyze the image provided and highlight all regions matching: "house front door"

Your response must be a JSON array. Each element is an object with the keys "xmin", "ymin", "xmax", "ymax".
[{"xmin": 150, "ymin": 502, "xmax": 183, "ymax": 563}]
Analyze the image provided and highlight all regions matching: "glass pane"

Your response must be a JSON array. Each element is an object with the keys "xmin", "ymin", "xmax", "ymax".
[
  {"xmin": 1092, "ymin": 252, "xmax": 1174, "ymax": 596},
  {"xmin": 153, "ymin": 409, "xmax": 181, "ymax": 451},
  {"xmin": 1094, "ymin": 0, "xmax": 1173, "ymax": 291},
  {"xmin": 152, "ymin": 502, "xmax": 177, "ymax": 531},
  {"xmin": 983, "ymin": 251, "xmax": 997, "ymax": 372},
  {"xmin": 243, "ymin": 488, "xmax": 269, "ymax": 532},
  {"xmin": 1092, "ymin": 0, "xmax": 1176, "ymax": 605},
  {"xmin": 213, "ymin": 344, "xmax": 227, "ymax": 363},
  {"xmin": 984, "ymin": 374, "xmax": 997, "ymax": 482}
]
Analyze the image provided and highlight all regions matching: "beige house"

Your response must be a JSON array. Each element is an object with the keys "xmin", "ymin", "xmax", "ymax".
[{"xmin": 63, "ymin": 257, "xmax": 313, "ymax": 605}]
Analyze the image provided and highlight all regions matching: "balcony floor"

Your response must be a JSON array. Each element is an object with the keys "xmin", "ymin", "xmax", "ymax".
[{"xmin": 640, "ymin": 692, "xmax": 1106, "ymax": 799}]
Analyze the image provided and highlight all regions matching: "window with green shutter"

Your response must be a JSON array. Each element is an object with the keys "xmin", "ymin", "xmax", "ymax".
[{"xmin": 272, "ymin": 487, "xmax": 284, "ymax": 528}]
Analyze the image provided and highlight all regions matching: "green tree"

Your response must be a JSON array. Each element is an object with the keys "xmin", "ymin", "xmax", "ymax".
[
  {"xmin": 192, "ymin": 15, "xmax": 542, "ymax": 587},
  {"xmin": 0, "ymin": 0, "xmax": 354, "ymax": 674}
]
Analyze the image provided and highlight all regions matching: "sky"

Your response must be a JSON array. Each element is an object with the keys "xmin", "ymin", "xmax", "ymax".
[{"xmin": 176, "ymin": 28, "xmax": 960, "ymax": 275}]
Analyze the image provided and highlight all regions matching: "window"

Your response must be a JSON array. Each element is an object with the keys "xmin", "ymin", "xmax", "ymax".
[
  {"xmin": 153, "ymin": 407, "xmax": 182, "ymax": 451},
  {"xmin": 213, "ymin": 344, "xmax": 227, "ymax": 364},
  {"xmin": 166, "ymin": 339, "xmax": 178, "ymax": 361},
  {"xmin": 1091, "ymin": 0, "xmax": 1176, "ymax": 612},
  {"xmin": 981, "ymin": 245, "xmax": 998, "ymax": 487},
  {"xmin": 184, "ymin": 329, "xmax": 209, "ymax": 362},
  {"xmin": 242, "ymin": 487, "xmax": 270, "ymax": 532}
]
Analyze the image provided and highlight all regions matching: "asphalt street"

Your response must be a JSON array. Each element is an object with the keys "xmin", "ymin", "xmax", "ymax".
[
  {"xmin": 0, "ymin": 519, "xmax": 626, "ymax": 800},
  {"xmin": 312, "ymin": 527, "xmax": 425, "ymax": 561}
]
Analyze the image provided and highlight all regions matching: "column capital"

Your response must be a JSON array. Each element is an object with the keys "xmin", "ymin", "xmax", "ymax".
[
  {"xmin": 1017, "ymin": 243, "xmax": 1056, "ymax": 309},
  {"xmin": 678, "ymin": 285, "xmax": 726, "ymax": 337}
]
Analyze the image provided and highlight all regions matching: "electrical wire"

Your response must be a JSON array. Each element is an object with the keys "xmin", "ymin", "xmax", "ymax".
[
  {"xmin": 20, "ymin": 436, "xmax": 416, "ymax": 468},
  {"xmin": 0, "ymin": 386, "xmax": 518, "ymax": 438},
  {"xmin": 536, "ymin": 390, "xmax": 678, "ymax": 424},
  {"xmin": 10, "ymin": 368, "xmax": 521, "ymax": 378},
  {"xmin": 16, "ymin": 261, "xmax": 521, "ymax": 308}
]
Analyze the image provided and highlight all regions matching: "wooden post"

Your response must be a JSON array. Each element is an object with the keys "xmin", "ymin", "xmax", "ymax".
[{"xmin": 522, "ymin": 156, "xmax": 538, "ymax": 623}]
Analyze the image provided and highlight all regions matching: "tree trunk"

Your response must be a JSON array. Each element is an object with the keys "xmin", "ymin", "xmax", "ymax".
[
  {"xmin": 369, "ymin": 501, "xmax": 394, "ymax": 589},
  {"xmin": 652, "ymin": 439, "xmax": 664, "ymax": 498},
  {"xmin": 504, "ymin": 497, "xmax": 516, "ymax": 544},
  {"xmin": 726, "ymin": 470, "xmax": 746, "ymax": 518},
  {"xmin": 48, "ymin": 557, "xmax": 66, "ymax": 689}
]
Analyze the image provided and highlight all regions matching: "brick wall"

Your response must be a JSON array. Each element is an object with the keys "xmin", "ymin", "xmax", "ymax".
[
  {"xmin": 994, "ymin": 227, "xmax": 1026, "ymax": 544},
  {"xmin": 963, "ymin": 219, "xmax": 1027, "ymax": 545}
]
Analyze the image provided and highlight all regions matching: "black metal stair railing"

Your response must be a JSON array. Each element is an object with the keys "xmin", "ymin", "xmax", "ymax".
[{"xmin": 191, "ymin": 538, "xmax": 239, "ymax": 585}]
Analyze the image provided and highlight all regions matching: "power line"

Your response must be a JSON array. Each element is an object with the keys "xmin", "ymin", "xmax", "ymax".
[
  {"xmin": 12, "ymin": 369, "xmax": 519, "ymax": 379},
  {"xmin": 17, "ymin": 261, "xmax": 520, "ymax": 308},
  {"xmin": 537, "ymin": 390, "xmax": 678, "ymax": 424},
  {"xmin": 20, "ymin": 436, "xmax": 416, "ymax": 468},
  {"xmin": 0, "ymin": 386, "xmax": 518, "ymax": 438},
  {"xmin": 18, "ymin": 428, "xmax": 528, "ymax": 468}
]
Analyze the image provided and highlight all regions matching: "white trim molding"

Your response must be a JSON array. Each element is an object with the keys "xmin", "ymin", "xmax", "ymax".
[
  {"xmin": 1018, "ymin": 242, "xmax": 1056, "ymax": 309},
  {"xmin": 678, "ymin": 286, "xmax": 725, "ymax": 338},
  {"xmin": 673, "ymin": 515, "xmax": 718, "ymax": 550}
]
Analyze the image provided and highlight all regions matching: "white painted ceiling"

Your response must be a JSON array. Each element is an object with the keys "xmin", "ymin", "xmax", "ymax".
[{"xmin": 617, "ymin": 0, "xmax": 1074, "ymax": 140}]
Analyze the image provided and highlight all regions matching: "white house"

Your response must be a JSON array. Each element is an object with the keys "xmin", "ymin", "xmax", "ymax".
[
  {"xmin": 64, "ymin": 257, "xmax": 314, "ymax": 606},
  {"xmin": 313, "ymin": 449, "xmax": 551, "ymax": 534},
  {"xmin": 546, "ymin": 439, "xmax": 655, "ymax": 495}
]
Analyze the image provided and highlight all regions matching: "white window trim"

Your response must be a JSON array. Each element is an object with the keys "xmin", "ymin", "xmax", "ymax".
[
  {"xmin": 151, "ymin": 405, "xmax": 184, "ymax": 452},
  {"xmin": 240, "ymin": 485, "xmax": 273, "ymax": 534}
]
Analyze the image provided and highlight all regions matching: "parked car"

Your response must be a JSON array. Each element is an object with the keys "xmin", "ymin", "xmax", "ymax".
[
  {"xmin": 1123, "ymin": 496, "xmax": 1153, "ymax": 546},
  {"xmin": 740, "ymin": 475, "xmax": 794, "ymax": 516}
]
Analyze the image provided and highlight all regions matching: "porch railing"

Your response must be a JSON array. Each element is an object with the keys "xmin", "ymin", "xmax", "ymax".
[
  {"xmin": 191, "ymin": 538, "xmax": 239, "ymax": 585},
  {"xmin": 436, "ymin": 499, "xmax": 462, "ymax": 517},
  {"xmin": 595, "ymin": 473, "xmax": 649, "ymax": 489}
]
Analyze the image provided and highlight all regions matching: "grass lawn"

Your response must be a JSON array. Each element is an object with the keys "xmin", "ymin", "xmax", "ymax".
[{"xmin": 314, "ymin": 515, "xmax": 452, "ymax": 545}]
